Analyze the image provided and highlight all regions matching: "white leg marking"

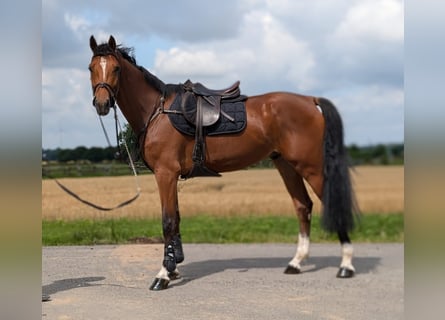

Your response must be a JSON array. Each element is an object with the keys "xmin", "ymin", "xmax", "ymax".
[
  {"xmin": 289, "ymin": 233, "xmax": 310, "ymax": 269},
  {"xmin": 155, "ymin": 266, "xmax": 170, "ymax": 280},
  {"xmin": 99, "ymin": 57, "xmax": 107, "ymax": 81},
  {"xmin": 340, "ymin": 243, "xmax": 355, "ymax": 271}
]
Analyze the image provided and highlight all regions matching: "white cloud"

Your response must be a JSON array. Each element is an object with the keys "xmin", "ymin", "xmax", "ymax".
[
  {"xmin": 154, "ymin": 48, "xmax": 229, "ymax": 78},
  {"xmin": 334, "ymin": 85, "xmax": 404, "ymax": 112},
  {"xmin": 64, "ymin": 14, "xmax": 89, "ymax": 33},
  {"xmin": 333, "ymin": 0, "xmax": 403, "ymax": 44},
  {"xmin": 328, "ymin": 85, "xmax": 404, "ymax": 145},
  {"xmin": 250, "ymin": 11, "xmax": 315, "ymax": 90},
  {"xmin": 43, "ymin": 68, "xmax": 91, "ymax": 113},
  {"xmin": 316, "ymin": 0, "xmax": 403, "ymax": 92},
  {"xmin": 42, "ymin": 68, "xmax": 116, "ymax": 148},
  {"xmin": 153, "ymin": 10, "xmax": 315, "ymax": 92}
]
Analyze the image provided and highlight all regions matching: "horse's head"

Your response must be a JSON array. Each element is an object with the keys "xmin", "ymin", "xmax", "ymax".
[{"xmin": 88, "ymin": 35, "xmax": 121, "ymax": 116}]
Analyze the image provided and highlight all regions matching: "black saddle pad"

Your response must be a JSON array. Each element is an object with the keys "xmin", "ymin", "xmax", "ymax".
[{"xmin": 167, "ymin": 92, "xmax": 247, "ymax": 136}]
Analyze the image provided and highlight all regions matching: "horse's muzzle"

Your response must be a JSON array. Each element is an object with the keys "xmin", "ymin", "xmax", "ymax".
[
  {"xmin": 92, "ymin": 82, "xmax": 117, "ymax": 116},
  {"xmin": 93, "ymin": 96, "xmax": 115, "ymax": 116}
]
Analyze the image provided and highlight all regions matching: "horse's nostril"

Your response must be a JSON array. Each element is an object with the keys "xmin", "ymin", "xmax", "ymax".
[{"xmin": 93, "ymin": 99, "xmax": 110, "ymax": 116}]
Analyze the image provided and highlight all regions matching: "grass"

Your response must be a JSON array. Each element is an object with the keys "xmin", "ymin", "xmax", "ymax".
[{"xmin": 42, "ymin": 213, "xmax": 404, "ymax": 246}]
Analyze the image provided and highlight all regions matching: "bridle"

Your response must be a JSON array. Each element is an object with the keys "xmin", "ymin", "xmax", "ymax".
[
  {"xmin": 91, "ymin": 50, "xmax": 120, "ymax": 109},
  {"xmin": 92, "ymin": 82, "xmax": 117, "ymax": 110},
  {"xmin": 90, "ymin": 53, "xmax": 121, "ymax": 154}
]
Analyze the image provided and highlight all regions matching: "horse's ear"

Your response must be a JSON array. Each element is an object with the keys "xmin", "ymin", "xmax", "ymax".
[
  {"xmin": 90, "ymin": 35, "xmax": 98, "ymax": 52},
  {"xmin": 108, "ymin": 35, "xmax": 117, "ymax": 51}
]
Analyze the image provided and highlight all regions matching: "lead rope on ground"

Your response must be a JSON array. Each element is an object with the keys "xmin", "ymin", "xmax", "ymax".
[{"xmin": 50, "ymin": 107, "xmax": 141, "ymax": 211}]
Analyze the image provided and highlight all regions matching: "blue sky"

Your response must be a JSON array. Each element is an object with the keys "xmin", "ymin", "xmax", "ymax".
[{"xmin": 42, "ymin": 0, "xmax": 404, "ymax": 149}]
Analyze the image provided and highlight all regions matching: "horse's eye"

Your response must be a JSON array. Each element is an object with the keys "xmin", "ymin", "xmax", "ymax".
[
  {"xmin": 114, "ymin": 66, "xmax": 121, "ymax": 73},
  {"xmin": 88, "ymin": 66, "xmax": 93, "ymax": 72}
]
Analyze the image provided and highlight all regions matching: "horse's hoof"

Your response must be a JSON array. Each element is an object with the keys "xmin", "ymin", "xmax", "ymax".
[
  {"xmin": 149, "ymin": 278, "xmax": 169, "ymax": 291},
  {"xmin": 168, "ymin": 270, "xmax": 181, "ymax": 280},
  {"xmin": 337, "ymin": 267, "xmax": 354, "ymax": 278},
  {"xmin": 284, "ymin": 265, "xmax": 301, "ymax": 274}
]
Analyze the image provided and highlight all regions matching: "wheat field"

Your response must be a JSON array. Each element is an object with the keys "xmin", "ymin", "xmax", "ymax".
[{"xmin": 42, "ymin": 166, "xmax": 404, "ymax": 221}]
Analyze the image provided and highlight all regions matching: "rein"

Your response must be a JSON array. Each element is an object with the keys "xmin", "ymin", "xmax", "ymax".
[{"xmin": 50, "ymin": 105, "xmax": 141, "ymax": 211}]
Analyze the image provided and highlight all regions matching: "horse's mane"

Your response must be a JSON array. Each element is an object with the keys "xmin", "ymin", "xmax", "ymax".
[
  {"xmin": 118, "ymin": 46, "xmax": 169, "ymax": 94},
  {"xmin": 94, "ymin": 42, "xmax": 181, "ymax": 96}
]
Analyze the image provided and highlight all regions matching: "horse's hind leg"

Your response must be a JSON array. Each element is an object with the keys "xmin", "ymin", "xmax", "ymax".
[
  {"xmin": 273, "ymin": 157, "xmax": 312, "ymax": 274},
  {"xmin": 337, "ymin": 231, "xmax": 355, "ymax": 278},
  {"xmin": 294, "ymin": 169, "xmax": 355, "ymax": 278}
]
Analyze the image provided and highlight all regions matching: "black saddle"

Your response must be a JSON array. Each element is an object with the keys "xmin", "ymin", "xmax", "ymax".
[
  {"xmin": 168, "ymin": 92, "xmax": 246, "ymax": 136},
  {"xmin": 182, "ymin": 80, "xmax": 241, "ymax": 126},
  {"xmin": 167, "ymin": 80, "xmax": 246, "ymax": 179}
]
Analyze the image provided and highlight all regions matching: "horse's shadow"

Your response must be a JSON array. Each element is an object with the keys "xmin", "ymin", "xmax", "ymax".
[
  {"xmin": 171, "ymin": 255, "xmax": 380, "ymax": 288},
  {"xmin": 42, "ymin": 257, "xmax": 381, "ymax": 292},
  {"xmin": 42, "ymin": 276, "xmax": 105, "ymax": 296}
]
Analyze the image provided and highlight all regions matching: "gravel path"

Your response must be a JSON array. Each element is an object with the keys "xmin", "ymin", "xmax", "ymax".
[{"xmin": 42, "ymin": 243, "xmax": 403, "ymax": 320}]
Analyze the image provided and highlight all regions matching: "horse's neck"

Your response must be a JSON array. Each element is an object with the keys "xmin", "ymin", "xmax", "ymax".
[{"xmin": 116, "ymin": 62, "xmax": 160, "ymax": 135}]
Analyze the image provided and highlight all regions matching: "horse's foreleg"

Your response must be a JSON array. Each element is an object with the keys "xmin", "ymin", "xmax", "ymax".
[
  {"xmin": 273, "ymin": 157, "xmax": 313, "ymax": 274},
  {"xmin": 150, "ymin": 171, "xmax": 183, "ymax": 291}
]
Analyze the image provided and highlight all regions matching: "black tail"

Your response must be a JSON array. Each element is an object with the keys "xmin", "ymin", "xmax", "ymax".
[{"xmin": 317, "ymin": 98, "xmax": 358, "ymax": 234}]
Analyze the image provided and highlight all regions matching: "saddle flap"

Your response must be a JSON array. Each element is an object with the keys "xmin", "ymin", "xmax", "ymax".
[
  {"xmin": 180, "ymin": 91, "xmax": 197, "ymax": 124},
  {"xmin": 200, "ymin": 96, "xmax": 221, "ymax": 126},
  {"xmin": 180, "ymin": 92, "xmax": 221, "ymax": 127}
]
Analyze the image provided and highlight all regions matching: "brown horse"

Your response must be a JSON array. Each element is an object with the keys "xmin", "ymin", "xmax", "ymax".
[{"xmin": 88, "ymin": 35, "xmax": 358, "ymax": 290}]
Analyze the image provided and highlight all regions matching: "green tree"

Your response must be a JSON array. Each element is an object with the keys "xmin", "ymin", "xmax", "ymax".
[
  {"xmin": 371, "ymin": 144, "xmax": 389, "ymax": 164},
  {"xmin": 85, "ymin": 147, "xmax": 105, "ymax": 162},
  {"xmin": 72, "ymin": 146, "xmax": 88, "ymax": 161},
  {"xmin": 118, "ymin": 124, "xmax": 140, "ymax": 162}
]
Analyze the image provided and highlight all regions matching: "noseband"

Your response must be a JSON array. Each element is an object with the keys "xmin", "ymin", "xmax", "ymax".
[{"xmin": 92, "ymin": 82, "xmax": 117, "ymax": 108}]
